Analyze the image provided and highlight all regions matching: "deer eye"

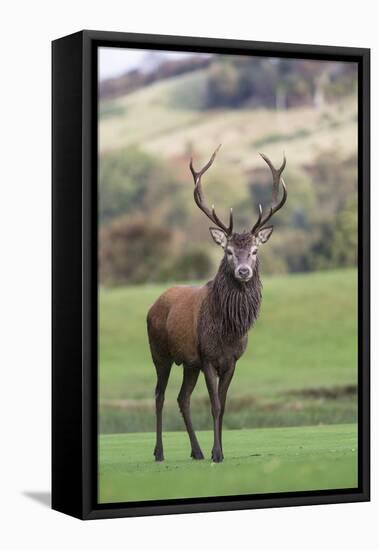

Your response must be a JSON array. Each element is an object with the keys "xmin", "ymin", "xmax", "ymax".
[{"xmin": 226, "ymin": 248, "xmax": 233, "ymax": 256}]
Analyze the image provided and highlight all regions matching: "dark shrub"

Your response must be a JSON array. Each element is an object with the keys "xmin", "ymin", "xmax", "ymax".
[{"xmin": 99, "ymin": 214, "xmax": 177, "ymax": 285}]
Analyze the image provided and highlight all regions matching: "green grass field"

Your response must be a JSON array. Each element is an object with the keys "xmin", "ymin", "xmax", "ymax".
[
  {"xmin": 99, "ymin": 424, "xmax": 358, "ymax": 503},
  {"xmin": 99, "ymin": 268, "xmax": 357, "ymax": 433},
  {"xmin": 98, "ymin": 268, "xmax": 358, "ymax": 503}
]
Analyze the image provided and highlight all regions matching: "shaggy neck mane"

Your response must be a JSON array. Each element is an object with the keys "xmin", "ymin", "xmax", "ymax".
[{"xmin": 208, "ymin": 256, "xmax": 262, "ymax": 340}]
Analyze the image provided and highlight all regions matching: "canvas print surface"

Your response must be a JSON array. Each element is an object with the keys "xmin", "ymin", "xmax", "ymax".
[{"xmin": 97, "ymin": 47, "xmax": 358, "ymax": 504}]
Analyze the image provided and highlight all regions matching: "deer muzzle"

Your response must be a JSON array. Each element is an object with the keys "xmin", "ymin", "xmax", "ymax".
[{"xmin": 235, "ymin": 265, "xmax": 253, "ymax": 282}]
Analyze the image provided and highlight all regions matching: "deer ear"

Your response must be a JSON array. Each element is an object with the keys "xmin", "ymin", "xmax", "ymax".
[
  {"xmin": 256, "ymin": 226, "xmax": 274, "ymax": 245},
  {"xmin": 209, "ymin": 227, "xmax": 227, "ymax": 248}
]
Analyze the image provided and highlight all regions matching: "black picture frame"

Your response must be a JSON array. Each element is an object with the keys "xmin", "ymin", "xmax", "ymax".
[{"xmin": 52, "ymin": 30, "xmax": 370, "ymax": 520}]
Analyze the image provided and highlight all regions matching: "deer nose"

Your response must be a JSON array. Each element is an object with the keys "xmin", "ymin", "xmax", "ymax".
[{"xmin": 237, "ymin": 266, "xmax": 251, "ymax": 279}]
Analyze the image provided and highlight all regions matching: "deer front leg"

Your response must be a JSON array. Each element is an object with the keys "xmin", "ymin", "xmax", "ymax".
[
  {"xmin": 218, "ymin": 363, "xmax": 236, "ymax": 456},
  {"xmin": 203, "ymin": 364, "xmax": 223, "ymax": 463},
  {"xmin": 177, "ymin": 366, "xmax": 204, "ymax": 459}
]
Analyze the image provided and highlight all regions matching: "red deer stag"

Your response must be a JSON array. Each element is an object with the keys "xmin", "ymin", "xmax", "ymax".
[{"xmin": 147, "ymin": 146, "xmax": 287, "ymax": 462}]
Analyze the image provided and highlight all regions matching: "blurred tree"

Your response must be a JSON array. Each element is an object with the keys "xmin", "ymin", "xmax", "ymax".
[
  {"xmin": 309, "ymin": 197, "xmax": 358, "ymax": 270},
  {"xmin": 205, "ymin": 61, "xmax": 242, "ymax": 108},
  {"xmin": 160, "ymin": 247, "xmax": 213, "ymax": 282},
  {"xmin": 331, "ymin": 196, "xmax": 358, "ymax": 266},
  {"xmin": 258, "ymin": 246, "xmax": 289, "ymax": 275},
  {"xmin": 205, "ymin": 57, "xmax": 278, "ymax": 109},
  {"xmin": 99, "ymin": 214, "xmax": 178, "ymax": 285},
  {"xmin": 309, "ymin": 152, "xmax": 357, "ymax": 210},
  {"xmin": 99, "ymin": 147, "xmax": 178, "ymax": 224}
]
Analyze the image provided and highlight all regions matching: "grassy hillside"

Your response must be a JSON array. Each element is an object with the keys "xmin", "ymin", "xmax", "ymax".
[
  {"xmin": 99, "ymin": 268, "xmax": 357, "ymax": 433},
  {"xmin": 99, "ymin": 67, "xmax": 357, "ymax": 172},
  {"xmin": 98, "ymin": 424, "xmax": 357, "ymax": 503}
]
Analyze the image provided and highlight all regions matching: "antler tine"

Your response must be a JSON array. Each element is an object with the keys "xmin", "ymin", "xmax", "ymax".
[
  {"xmin": 259, "ymin": 152, "xmax": 286, "ymax": 202},
  {"xmin": 251, "ymin": 203, "xmax": 263, "ymax": 235},
  {"xmin": 189, "ymin": 145, "xmax": 233, "ymax": 235},
  {"xmin": 212, "ymin": 205, "xmax": 234, "ymax": 235},
  {"xmin": 228, "ymin": 208, "xmax": 233, "ymax": 234},
  {"xmin": 251, "ymin": 153, "xmax": 288, "ymax": 235},
  {"xmin": 259, "ymin": 180, "xmax": 287, "ymax": 228},
  {"xmin": 190, "ymin": 144, "xmax": 221, "ymax": 184}
]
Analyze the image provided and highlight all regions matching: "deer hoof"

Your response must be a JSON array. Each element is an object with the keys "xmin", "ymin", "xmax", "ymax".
[
  {"xmin": 191, "ymin": 449, "xmax": 204, "ymax": 460},
  {"xmin": 211, "ymin": 449, "xmax": 224, "ymax": 463},
  {"xmin": 154, "ymin": 454, "xmax": 164, "ymax": 462},
  {"xmin": 154, "ymin": 446, "xmax": 164, "ymax": 461}
]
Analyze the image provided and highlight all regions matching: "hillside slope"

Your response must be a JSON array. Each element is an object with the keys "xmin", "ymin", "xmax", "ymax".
[{"xmin": 99, "ymin": 68, "xmax": 357, "ymax": 172}]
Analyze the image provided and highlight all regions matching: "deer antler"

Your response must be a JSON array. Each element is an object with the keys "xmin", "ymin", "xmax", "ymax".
[
  {"xmin": 251, "ymin": 153, "xmax": 287, "ymax": 235},
  {"xmin": 189, "ymin": 145, "xmax": 233, "ymax": 236}
]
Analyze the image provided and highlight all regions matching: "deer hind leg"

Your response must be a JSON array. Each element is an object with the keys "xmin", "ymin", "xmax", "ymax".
[
  {"xmin": 177, "ymin": 366, "xmax": 204, "ymax": 460},
  {"xmin": 153, "ymin": 360, "xmax": 172, "ymax": 461}
]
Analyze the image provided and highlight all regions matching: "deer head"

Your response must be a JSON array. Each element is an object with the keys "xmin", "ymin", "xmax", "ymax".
[{"xmin": 189, "ymin": 146, "xmax": 287, "ymax": 283}]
